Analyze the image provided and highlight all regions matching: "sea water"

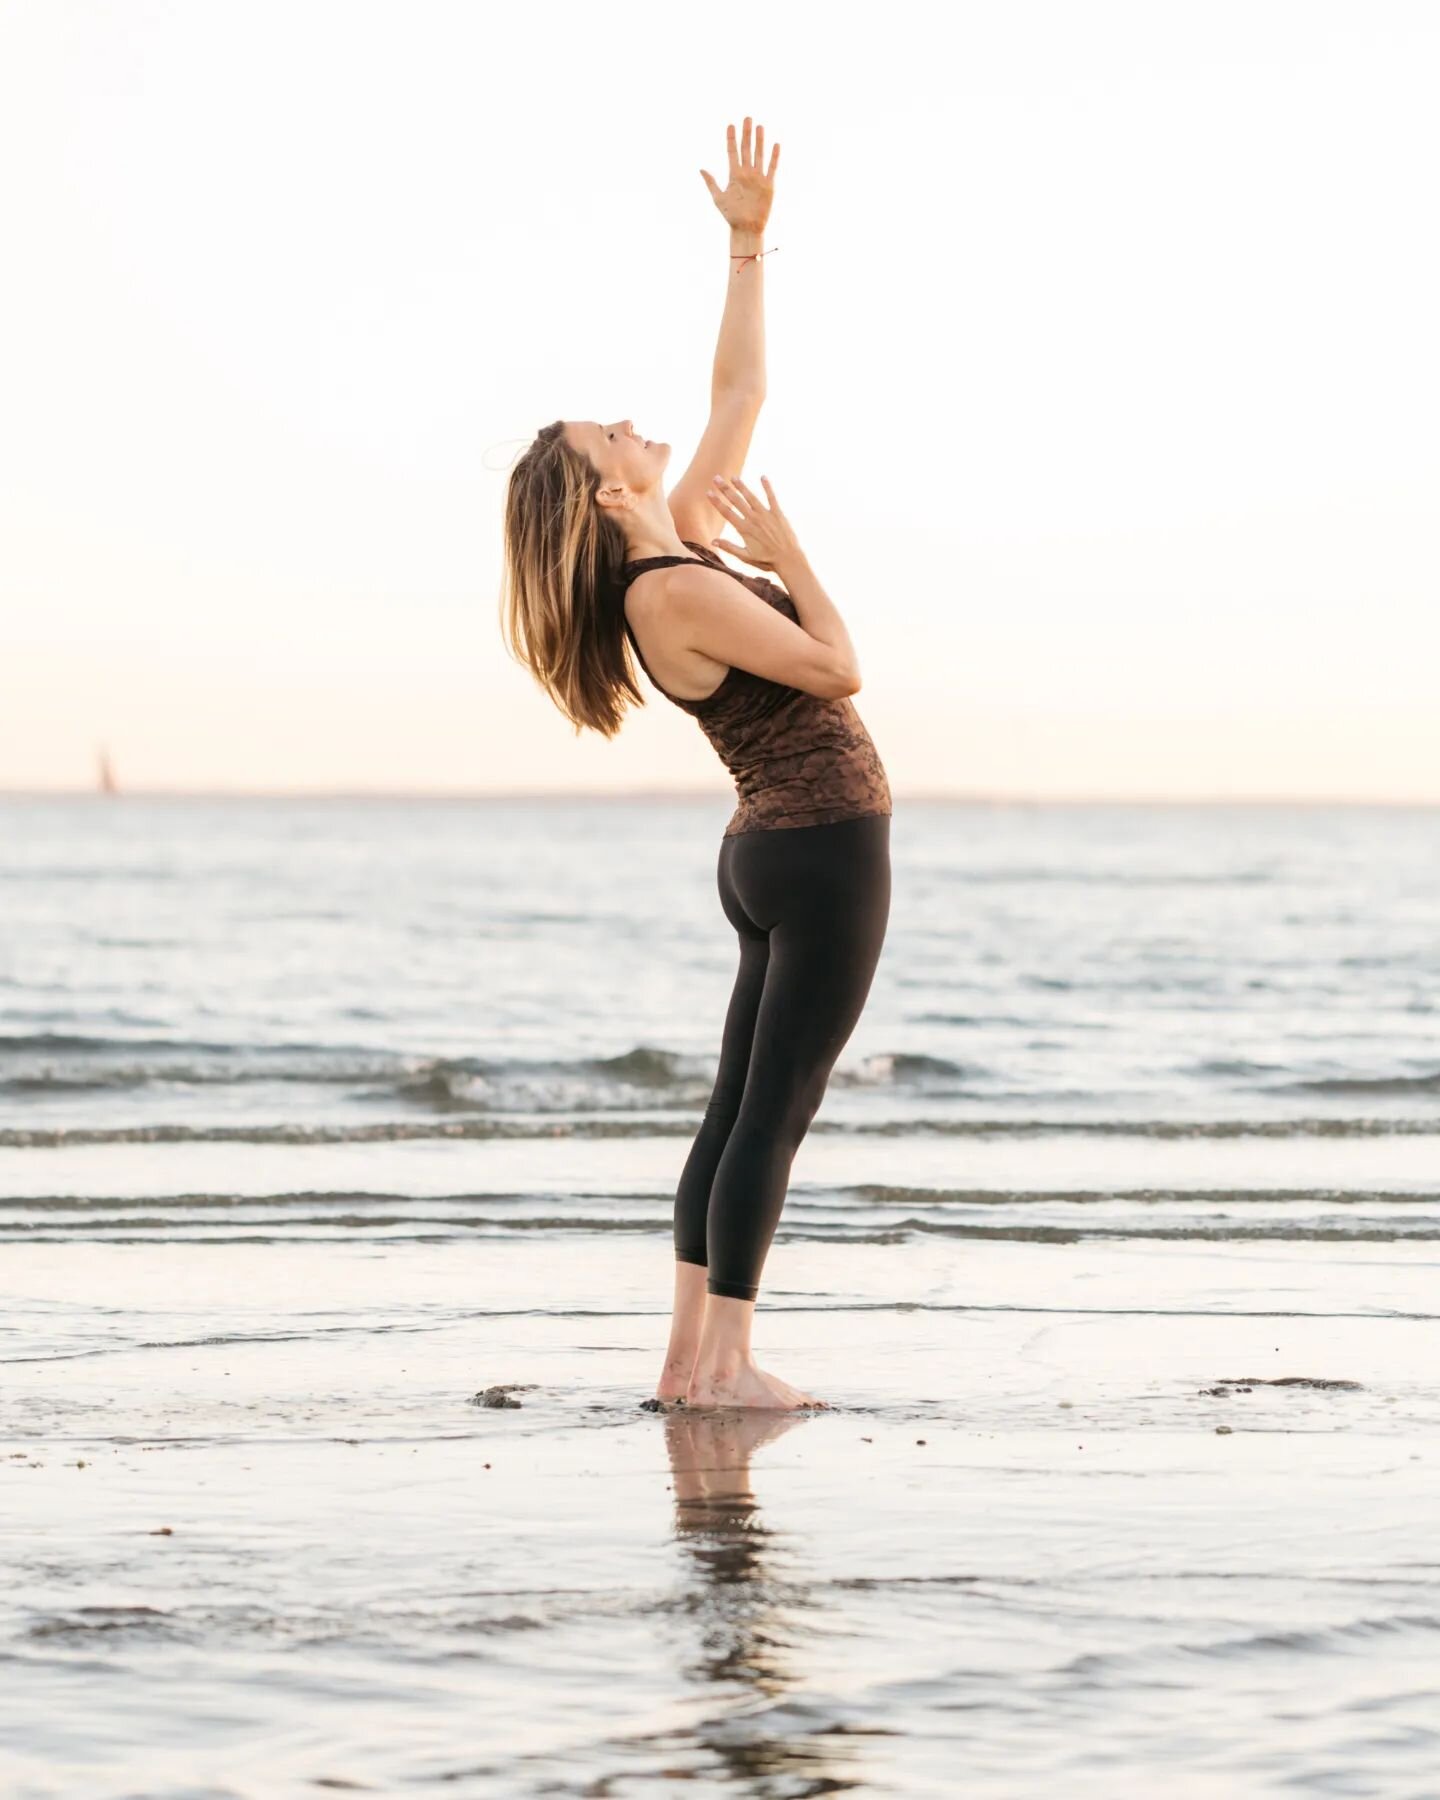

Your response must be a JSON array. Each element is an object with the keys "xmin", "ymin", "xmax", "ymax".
[{"xmin": 2, "ymin": 796, "xmax": 1437, "ymax": 1796}]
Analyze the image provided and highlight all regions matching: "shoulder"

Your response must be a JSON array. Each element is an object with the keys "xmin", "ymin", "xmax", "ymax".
[{"xmin": 623, "ymin": 552, "xmax": 714, "ymax": 642}]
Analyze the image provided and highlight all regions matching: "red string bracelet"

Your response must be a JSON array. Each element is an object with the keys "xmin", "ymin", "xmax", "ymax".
[{"xmin": 730, "ymin": 246, "xmax": 779, "ymax": 273}]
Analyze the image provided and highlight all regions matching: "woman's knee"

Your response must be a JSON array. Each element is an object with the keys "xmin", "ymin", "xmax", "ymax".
[{"xmin": 734, "ymin": 1062, "xmax": 832, "ymax": 1150}]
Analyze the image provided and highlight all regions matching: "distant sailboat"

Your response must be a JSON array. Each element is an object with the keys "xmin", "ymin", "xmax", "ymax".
[{"xmin": 97, "ymin": 745, "xmax": 119, "ymax": 796}]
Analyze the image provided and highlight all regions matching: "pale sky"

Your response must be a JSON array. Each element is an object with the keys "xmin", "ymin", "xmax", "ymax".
[{"xmin": 3, "ymin": 0, "xmax": 1437, "ymax": 800}]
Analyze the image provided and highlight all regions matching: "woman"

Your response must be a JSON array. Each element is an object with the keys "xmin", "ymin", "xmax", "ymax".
[{"xmin": 500, "ymin": 118, "xmax": 892, "ymax": 1412}]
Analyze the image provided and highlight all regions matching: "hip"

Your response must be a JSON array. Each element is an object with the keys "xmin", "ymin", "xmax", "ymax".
[{"xmin": 716, "ymin": 810, "xmax": 891, "ymax": 936}]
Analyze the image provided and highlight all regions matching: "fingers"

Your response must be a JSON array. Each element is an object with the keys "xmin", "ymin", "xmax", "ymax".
[
  {"xmin": 707, "ymin": 482, "xmax": 743, "ymax": 523},
  {"xmin": 759, "ymin": 474, "xmax": 783, "ymax": 512},
  {"xmin": 710, "ymin": 475, "xmax": 755, "ymax": 519},
  {"xmin": 724, "ymin": 118, "xmax": 778, "ymax": 181},
  {"xmin": 726, "ymin": 475, "xmax": 765, "ymax": 512}
]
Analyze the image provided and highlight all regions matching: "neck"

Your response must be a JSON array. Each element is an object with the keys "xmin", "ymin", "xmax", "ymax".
[{"xmin": 620, "ymin": 492, "xmax": 693, "ymax": 562}]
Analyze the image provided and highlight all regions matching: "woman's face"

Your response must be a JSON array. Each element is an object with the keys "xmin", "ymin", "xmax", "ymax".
[{"xmin": 563, "ymin": 419, "xmax": 671, "ymax": 503}]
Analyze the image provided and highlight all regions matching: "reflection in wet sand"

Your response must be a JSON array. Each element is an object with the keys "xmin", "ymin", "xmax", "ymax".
[{"xmin": 655, "ymin": 1406, "xmax": 881, "ymax": 1792}]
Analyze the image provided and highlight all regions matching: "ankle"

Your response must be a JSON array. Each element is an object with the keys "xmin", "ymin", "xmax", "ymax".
[{"xmin": 692, "ymin": 1347, "xmax": 751, "ymax": 1380}]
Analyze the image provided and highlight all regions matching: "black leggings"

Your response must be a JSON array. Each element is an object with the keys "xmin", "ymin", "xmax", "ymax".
[{"xmin": 674, "ymin": 812, "xmax": 892, "ymax": 1300}]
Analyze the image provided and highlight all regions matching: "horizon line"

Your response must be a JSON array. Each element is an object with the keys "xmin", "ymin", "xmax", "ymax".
[{"xmin": 2, "ymin": 786, "xmax": 1438, "ymax": 808}]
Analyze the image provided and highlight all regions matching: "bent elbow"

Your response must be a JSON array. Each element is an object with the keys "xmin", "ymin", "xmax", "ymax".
[{"xmin": 830, "ymin": 664, "xmax": 862, "ymax": 698}]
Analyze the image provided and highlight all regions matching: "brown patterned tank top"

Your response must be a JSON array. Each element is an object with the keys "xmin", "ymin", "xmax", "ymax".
[{"xmin": 618, "ymin": 540, "xmax": 892, "ymax": 838}]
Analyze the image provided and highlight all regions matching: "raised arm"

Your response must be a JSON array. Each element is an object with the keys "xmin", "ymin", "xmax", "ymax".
[
  {"xmin": 666, "ymin": 117, "xmax": 780, "ymax": 546},
  {"xmin": 704, "ymin": 116, "xmax": 776, "ymax": 398}
]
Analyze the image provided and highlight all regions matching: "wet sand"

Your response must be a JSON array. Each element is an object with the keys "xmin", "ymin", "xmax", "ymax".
[{"xmin": 3, "ymin": 1229, "xmax": 1436, "ymax": 1796}]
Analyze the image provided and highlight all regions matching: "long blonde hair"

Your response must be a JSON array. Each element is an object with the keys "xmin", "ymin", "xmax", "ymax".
[{"xmin": 499, "ymin": 419, "xmax": 644, "ymax": 738}]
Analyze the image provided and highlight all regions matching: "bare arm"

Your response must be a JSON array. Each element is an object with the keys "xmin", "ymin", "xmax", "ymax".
[
  {"xmin": 703, "ymin": 117, "xmax": 777, "ymax": 396},
  {"xmin": 668, "ymin": 119, "xmax": 779, "ymax": 542},
  {"xmin": 767, "ymin": 548, "xmax": 861, "ymax": 689},
  {"xmin": 702, "ymin": 474, "xmax": 862, "ymax": 691},
  {"xmin": 655, "ymin": 123, "xmax": 863, "ymax": 700},
  {"xmin": 712, "ymin": 224, "xmax": 766, "ymax": 397},
  {"xmin": 663, "ymin": 563, "xmax": 860, "ymax": 700}
]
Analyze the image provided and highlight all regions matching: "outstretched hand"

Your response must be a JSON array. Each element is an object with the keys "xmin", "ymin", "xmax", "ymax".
[{"xmin": 700, "ymin": 117, "xmax": 779, "ymax": 234}]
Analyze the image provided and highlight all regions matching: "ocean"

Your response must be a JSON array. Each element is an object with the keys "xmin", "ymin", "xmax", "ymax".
[{"xmin": 2, "ymin": 794, "xmax": 1437, "ymax": 1796}]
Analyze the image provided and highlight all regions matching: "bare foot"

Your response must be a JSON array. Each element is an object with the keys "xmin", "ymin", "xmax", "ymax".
[
  {"xmin": 686, "ymin": 1356, "xmax": 829, "ymax": 1412},
  {"xmin": 754, "ymin": 1363, "xmax": 831, "ymax": 1409}
]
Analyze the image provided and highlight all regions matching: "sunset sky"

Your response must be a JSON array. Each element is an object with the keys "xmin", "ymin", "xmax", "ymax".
[{"xmin": 3, "ymin": 0, "xmax": 1437, "ymax": 800}]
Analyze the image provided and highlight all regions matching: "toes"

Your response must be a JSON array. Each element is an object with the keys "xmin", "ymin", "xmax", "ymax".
[{"xmin": 753, "ymin": 1365, "xmax": 829, "ymax": 1409}]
